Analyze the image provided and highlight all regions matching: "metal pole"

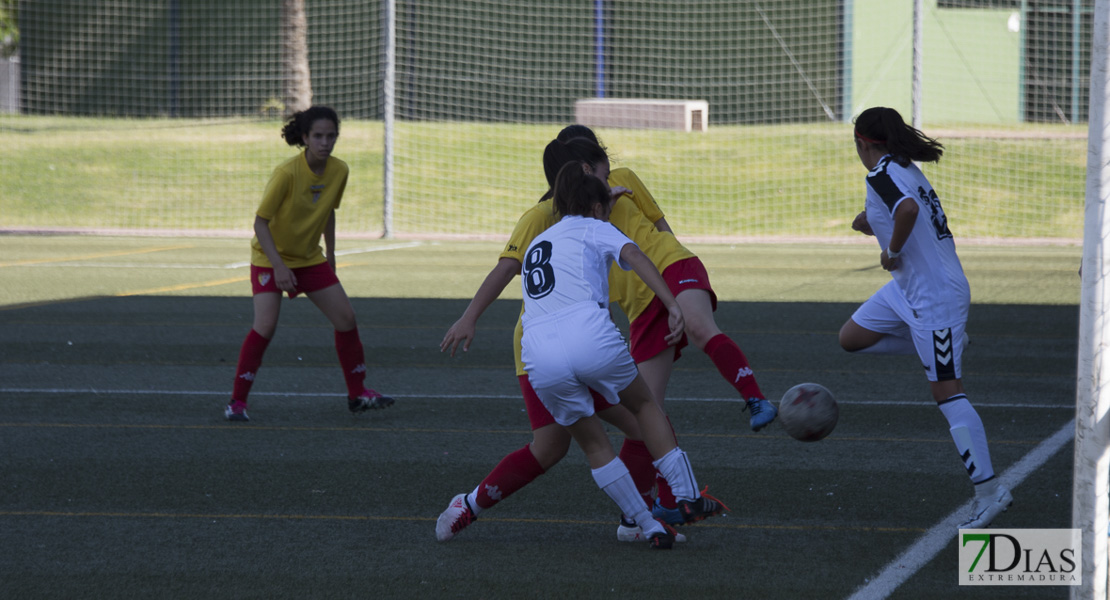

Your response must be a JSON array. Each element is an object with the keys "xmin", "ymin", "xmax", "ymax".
[
  {"xmin": 1072, "ymin": 1, "xmax": 1110, "ymax": 597},
  {"xmin": 594, "ymin": 0, "xmax": 605, "ymax": 98},
  {"xmin": 911, "ymin": 0, "xmax": 923, "ymax": 129},
  {"xmin": 382, "ymin": 0, "xmax": 395, "ymax": 239}
]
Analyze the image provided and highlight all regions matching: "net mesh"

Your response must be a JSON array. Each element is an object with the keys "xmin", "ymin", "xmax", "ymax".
[{"xmin": 0, "ymin": 0, "xmax": 1092, "ymax": 241}]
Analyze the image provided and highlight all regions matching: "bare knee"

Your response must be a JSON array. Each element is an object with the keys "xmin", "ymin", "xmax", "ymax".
[
  {"xmin": 838, "ymin": 320, "xmax": 873, "ymax": 352},
  {"xmin": 529, "ymin": 426, "xmax": 572, "ymax": 470}
]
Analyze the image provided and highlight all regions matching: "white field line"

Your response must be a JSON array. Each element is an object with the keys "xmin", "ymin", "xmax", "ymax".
[
  {"xmin": 13, "ymin": 241, "xmax": 426, "ymax": 269},
  {"xmin": 0, "ymin": 388, "xmax": 1075, "ymax": 409},
  {"xmin": 845, "ymin": 419, "xmax": 1076, "ymax": 600}
]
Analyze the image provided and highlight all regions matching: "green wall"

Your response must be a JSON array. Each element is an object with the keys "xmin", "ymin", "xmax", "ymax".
[{"xmin": 851, "ymin": 0, "xmax": 1021, "ymax": 123}]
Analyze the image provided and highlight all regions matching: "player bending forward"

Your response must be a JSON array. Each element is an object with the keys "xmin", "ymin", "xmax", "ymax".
[
  {"xmin": 520, "ymin": 160, "xmax": 724, "ymax": 548},
  {"xmin": 840, "ymin": 106, "xmax": 1012, "ymax": 529}
]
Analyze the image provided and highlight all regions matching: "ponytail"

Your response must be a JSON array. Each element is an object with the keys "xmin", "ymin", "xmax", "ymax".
[
  {"xmin": 281, "ymin": 106, "xmax": 340, "ymax": 147},
  {"xmin": 854, "ymin": 107, "xmax": 943, "ymax": 166},
  {"xmin": 540, "ymin": 136, "xmax": 610, "ymax": 202},
  {"xmin": 552, "ymin": 161, "xmax": 610, "ymax": 218}
]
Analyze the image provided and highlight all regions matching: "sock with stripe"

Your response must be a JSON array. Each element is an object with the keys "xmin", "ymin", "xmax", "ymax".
[
  {"xmin": 652, "ymin": 447, "xmax": 699, "ymax": 503},
  {"xmin": 939, "ymin": 393, "xmax": 995, "ymax": 483},
  {"xmin": 704, "ymin": 333, "xmax": 765, "ymax": 400},
  {"xmin": 231, "ymin": 329, "xmax": 270, "ymax": 403},
  {"xmin": 466, "ymin": 444, "xmax": 546, "ymax": 515},
  {"xmin": 334, "ymin": 328, "xmax": 368, "ymax": 397}
]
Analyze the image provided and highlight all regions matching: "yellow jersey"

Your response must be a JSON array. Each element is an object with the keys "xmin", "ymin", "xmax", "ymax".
[{"xmin": 250, "ymin": 152, "xmax": 349, "ymax": 269}]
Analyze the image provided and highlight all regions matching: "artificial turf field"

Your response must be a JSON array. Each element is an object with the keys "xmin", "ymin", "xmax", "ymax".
[{"xmin": 0, "ymin": 235, "xmax": 1081, "ymax": 599}]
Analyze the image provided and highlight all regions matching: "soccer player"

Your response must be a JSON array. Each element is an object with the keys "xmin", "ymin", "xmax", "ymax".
[
  {"xmin": 839, "ymin": 106, "xmax": 1012, "ymax": 528},
  {"xmin": 224, "ymin": 106, "xmax": 394, "ymax": 422},
  {"xmin": 543, "ymin": 131, "xmax": 775, "ymax": 526},
  {"xmin": 437, "ymin": 159, "xmax": 662, "ymax": 545},
  {"xmin": 521, "ymin": 161, "xmax": 725, "ymax": 549}
]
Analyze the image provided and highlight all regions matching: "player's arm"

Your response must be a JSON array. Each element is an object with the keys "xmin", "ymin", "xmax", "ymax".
[
  {"xmin": 440, "ymin": 257, "xmax": 522, "ymax": 356},
  {"xmin": 653, "ymin": 217, "xmax": 673, "ymax": 234},
  {"xmin": 619, "ymin": 243, "xmax": 684, "ymax": 345},
  {"xmin": 881, "ymin": 199, "xmax": 919, "ymax": 271},
  {"xmin": 324, "ymin": 210, "xmax": 337, "ymax": 272},
  {"xmin": 851, "ymin": 211, "xmax": 874, "ymax": 236},
  {"xmin": 254, "ymin": 215, "xmax": 296, "ymax": 292}
]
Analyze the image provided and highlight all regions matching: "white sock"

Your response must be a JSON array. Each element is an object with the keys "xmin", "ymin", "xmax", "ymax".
[
  {"xmin": 939, "ymin": 394, "xmax": 995, "ymax": 483},
  {"xmin": 591, "ymin": 458, "xmax": 654, "ymax": 529},
  {"xmin": 652, "ymin": 447, "xmax": 698, "ymax": 502},
  {"xmin": 465, "ymin": 489, "xmax": 483, "ymax": 516},
  {"xmin": 974, "ymin": 477, "xmax": 1000, "ymax": 499},
  {"xmin": 852, "ymin": 333, "xmax": 916, "ymax": 355}
]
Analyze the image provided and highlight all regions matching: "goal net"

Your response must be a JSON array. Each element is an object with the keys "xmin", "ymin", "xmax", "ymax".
[{"xmin": 0, "ymin": 0, "xmax": 1093, "ymax": 243}]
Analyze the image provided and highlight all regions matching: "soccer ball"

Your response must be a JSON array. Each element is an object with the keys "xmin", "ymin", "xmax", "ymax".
[{"xmin": 778, "ymin": 383, "xmax": 838, "ymax": 442}]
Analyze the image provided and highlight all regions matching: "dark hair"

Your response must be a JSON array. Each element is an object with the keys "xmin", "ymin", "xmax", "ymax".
[
  {"xmin": 281, "ymin": 106, "xmax": 340, "ymax": 147},
  {"xmin": 540, "ymin": 137, "xmax": 609, "ymax": 201},
  {"xmin": 853, "ymin": 107, "xmax": 943, "ymax": 166},
  {"xmin": 557, "ymin": 124, "xmax": 602, "ymax": 147},
  {"xmin": 552, "ymin": 161, "xmax": 610, "ymax": 218}
]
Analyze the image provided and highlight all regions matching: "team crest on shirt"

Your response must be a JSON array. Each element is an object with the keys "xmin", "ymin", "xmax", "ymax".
[
  {"xmin": 258, "ymin": 273, "xmax": 272, "ymax": 287},
  {"xmin": 310, "ymin": 184, "xmax": 325, "ymax": 204}
]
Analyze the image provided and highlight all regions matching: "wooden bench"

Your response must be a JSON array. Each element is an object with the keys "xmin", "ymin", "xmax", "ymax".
[{"xmin": 574, "ymin": 98, "xmax": 709, "ymax": 132}]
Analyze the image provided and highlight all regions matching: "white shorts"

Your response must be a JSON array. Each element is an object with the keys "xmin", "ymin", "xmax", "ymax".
[
  {"xmin": 522, "ymin": 302, "xmax": 639, "ymax": 426},
  {"xmin": 851, "ymin": 282, "xmax": 966, "ymax": 382}
]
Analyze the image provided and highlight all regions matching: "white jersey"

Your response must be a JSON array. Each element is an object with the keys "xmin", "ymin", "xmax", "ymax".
[
  {"xmin": 520, "ymin": 215, "xmax": 634, "ymax": 322},
  {"xmin": 863, "ymin": 155, "xmax": 970, "ymax": 328},
  {"xmin": 520, "ymin": 215, "xmax": 639, "ymax": 426}
]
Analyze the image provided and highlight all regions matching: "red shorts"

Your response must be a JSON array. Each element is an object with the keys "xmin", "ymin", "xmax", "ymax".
[
  {"xmin": 250, "ymin": 262, "xmax": 340, "ymax": 298},
  {"xmin": 518, "ymin": 375, "xmax": 611, "ymax": 430},
  {"xmin": 628, "ymin": 257, "xmax": 717, "ymax": 363}
]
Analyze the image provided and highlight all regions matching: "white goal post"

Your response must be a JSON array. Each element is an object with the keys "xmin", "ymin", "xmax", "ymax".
[{"xmin": 1075, "ymin": 0, "xmax": 1110, "ymax": 597}]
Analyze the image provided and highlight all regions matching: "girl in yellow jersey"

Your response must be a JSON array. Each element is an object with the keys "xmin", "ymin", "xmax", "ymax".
[
  {"xmin": 542, "ymin": 132, "xmax": 775, "ymax": 523},
  {"xmin": 224, "ymin": 107, "xmax": 393, "ymax": 422}
]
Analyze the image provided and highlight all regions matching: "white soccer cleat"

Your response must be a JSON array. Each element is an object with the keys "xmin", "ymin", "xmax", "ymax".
[
  {"xmin": 616, "ymin": 520, "xmax": 686, "ymax": 543},
  {"xmin": 435, "ymin": 493, "xmax": 477, "ymax": 542},
  {"xmin": 959, "ymin": 484, "xmax": 1013, "ymax": 529}
]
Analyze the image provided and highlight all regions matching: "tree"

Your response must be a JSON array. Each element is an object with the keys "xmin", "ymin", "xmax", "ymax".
[
  {"xmin": 0, "ymin": 0, "xmax": 17, "ymax": 58},
  {"xmin": 281, "ymin": 0, "xmax": 312, "ymax": 117}
]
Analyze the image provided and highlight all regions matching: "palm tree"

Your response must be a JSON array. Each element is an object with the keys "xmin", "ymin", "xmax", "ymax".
[{"xmin": 281, "ymin": 0, "xmax": 312, "ymax": 117}]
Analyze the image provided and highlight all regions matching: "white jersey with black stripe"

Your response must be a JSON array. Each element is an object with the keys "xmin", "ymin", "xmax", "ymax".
[{"xmin": 863, "ymin": 155, "xmax": 970, "ymax": 329}]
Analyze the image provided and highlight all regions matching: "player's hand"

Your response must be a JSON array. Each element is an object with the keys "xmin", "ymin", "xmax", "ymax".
[
  {"xmin": 440, "ymin": 318, "xmax": 477, "ymax": 357},
  {"xmin": 852, "ymin": 211, "xmax": 874, "ymax": 236},
  {"xmin": 610, "ymin": 186, "xmax": 631, "ymax": 200},
  {"xmin": 664, "ymin": 304, "xmax": 685, "ymax": 346},
  {"xmin": 274, "ymin": 264, "xmax": 297, "ymax": 292},
  {"xmin": 880, "ymin": 249, "xmax": 900, "ymax": 271}
]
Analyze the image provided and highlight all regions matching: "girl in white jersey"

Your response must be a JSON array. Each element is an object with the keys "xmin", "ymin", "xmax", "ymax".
[
  {"xmin": 839, "ymin": 106, "xmax": 1012, "ymax": 529},
  {"xmin": 521, "ymin": 161, "xmax": 726, "ymax": 549}
]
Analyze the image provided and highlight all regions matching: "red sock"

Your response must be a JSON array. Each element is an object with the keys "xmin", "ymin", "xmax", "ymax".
[
  {"xmin": 618, "ymin": 438, "xmax": 655, "ymax": 509},
  {"xmin": 231, "ymin": 329, "xmax": 270, "ymax": 402},
  {"xmin": 473, "ymin": 444, "xmax": 546, "ymax": 510},
  {"xmin": 334, "ymin": 328, "xmax": 367, "ymax": 397},
  {"xmin": 705, "ymin": 333, "xmax": 765, "ymax": 400}
]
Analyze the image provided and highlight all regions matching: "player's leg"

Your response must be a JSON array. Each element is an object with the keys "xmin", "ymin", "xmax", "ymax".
[
  {"xmin": 305, "ymin": 279, "xmax": 393, "ymax": 411},
  {"xmin": 226, "ymin": 289, "xmax": 282, "ymax": 421},
  {"xmin": 436, "ymin": 375, "xmax": 571, "ymax": 542},
  {"xmin": 616, "ymin": 374, "xmax": 727, "ymax": 525},
  {"xmin": 839, "ymin": 282, "xmax": 917, "ymax": 354},
  {"xmin": 910, "ymin": 323, "xmax": 1013, "ymax": 528},
  {"xmin": 562, "ymin": 413, "xmax": 673, "ymax": 548},
  {"xmin": 676, "ymin": 286, "xmax": 775, "ymax": 431}
]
